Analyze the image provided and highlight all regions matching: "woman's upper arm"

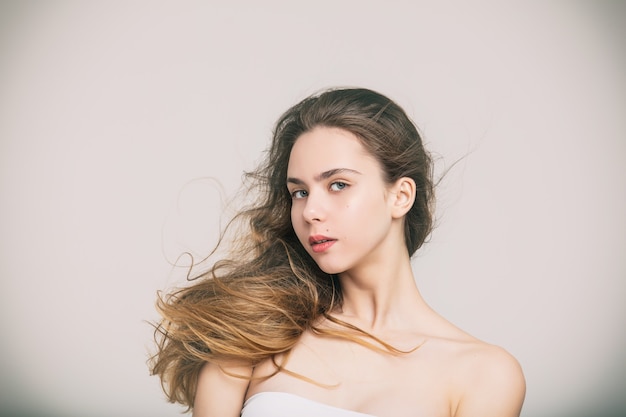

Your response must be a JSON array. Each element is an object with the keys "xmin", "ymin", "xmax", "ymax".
[
  {"xmin": 454, "ymin": 346, "xmax": 526, "ymax": 417},
  {"xmin": 192, "ymin": 361, "xmax": 252, "ymax": 417}
]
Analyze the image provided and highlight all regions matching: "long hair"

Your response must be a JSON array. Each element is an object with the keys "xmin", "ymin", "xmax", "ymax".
[{"xmin": 149, "ymin": 87, "xmax": 434, "ymax": 409}]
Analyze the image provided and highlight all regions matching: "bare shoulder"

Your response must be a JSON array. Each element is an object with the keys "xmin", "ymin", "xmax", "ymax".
[
  {"xmin": 451, "ymin": 341, "xmax": 526, "ymax": 417},
  {"xmin": 193, "ymin": 361, "xmax": 252, "ymax": 417}
]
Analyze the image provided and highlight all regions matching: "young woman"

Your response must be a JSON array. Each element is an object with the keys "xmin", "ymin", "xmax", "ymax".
[{"xmin": 151, "ymin": 88, "xmax": 526, "ymax": 417}]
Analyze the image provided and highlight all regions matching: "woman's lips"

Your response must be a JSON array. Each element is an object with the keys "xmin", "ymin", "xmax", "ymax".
[{"xmin": 309, "ymin": 235, "xmax": 337, "ymax": 253}]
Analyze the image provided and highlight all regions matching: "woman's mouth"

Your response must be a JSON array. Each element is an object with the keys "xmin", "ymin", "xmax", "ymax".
[{"xmin": 309, "ymin": 235, "xmax": 336, "ymax": 253}]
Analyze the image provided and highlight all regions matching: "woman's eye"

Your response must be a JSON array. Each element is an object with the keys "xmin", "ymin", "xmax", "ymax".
[
  {"xmin": 330, "ymin": 182, "xmax": 347, "ymax": 191},
  {"xmin": 291, "ymin": 189, "xmax": 308, "ymax": 199}
]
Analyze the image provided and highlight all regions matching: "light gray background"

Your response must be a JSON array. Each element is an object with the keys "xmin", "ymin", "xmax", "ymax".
[{"xmin": 0, "ymin": 2, "xmax": 624, "ymax": 417}]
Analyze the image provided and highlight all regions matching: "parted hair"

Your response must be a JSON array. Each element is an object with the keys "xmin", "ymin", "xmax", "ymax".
[{"xmin": 150, "ymin": 87, "xmax": 434, "ymax": 409}]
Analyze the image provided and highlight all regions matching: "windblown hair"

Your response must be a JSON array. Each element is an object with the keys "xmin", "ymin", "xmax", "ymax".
[{"xmin": 150, "ymin": 87, "xmax": 434, "ymax": 410}]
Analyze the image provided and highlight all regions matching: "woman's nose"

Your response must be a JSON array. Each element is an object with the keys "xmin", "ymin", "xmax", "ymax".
[{"xmin": 302, "ymin": 192, "xmax": 325, "ymax": 223}]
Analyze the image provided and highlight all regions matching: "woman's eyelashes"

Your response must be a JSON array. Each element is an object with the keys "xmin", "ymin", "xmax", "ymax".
[
  {"xmin": 289, "ymin": 181, "xmax": 350, "ymax": 199},
  {"xmin": 329, "ymin": 181, "xmax": 348, "ymax": 191},
  {"xmin": 291, "ymin": 189, "xmax": 308, "ymax": 199}
]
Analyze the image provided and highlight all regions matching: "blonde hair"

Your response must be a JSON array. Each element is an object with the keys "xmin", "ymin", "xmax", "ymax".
[{"xmin": 150, "ymin": 87, "xmax": 434, "ymax": 409}]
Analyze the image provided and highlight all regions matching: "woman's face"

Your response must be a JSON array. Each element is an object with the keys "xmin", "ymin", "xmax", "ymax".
[{"xmin": 286, "ymin": 126, "xmax": 400, "ymax": 275}]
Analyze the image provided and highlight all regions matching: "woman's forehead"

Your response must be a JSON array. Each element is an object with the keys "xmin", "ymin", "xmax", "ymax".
[{"xmin": 287, "ymin": 127, "xmax": 378, "ymax": 177}]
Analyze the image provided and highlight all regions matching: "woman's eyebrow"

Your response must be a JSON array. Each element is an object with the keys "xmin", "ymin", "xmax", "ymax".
[{"xmin": 286, "ymin": 168, "xmax": 362, "ymax": 185}]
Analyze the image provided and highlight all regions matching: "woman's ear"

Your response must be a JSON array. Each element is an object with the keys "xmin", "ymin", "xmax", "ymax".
[{"xmin": 390, "ymin": 177, "xmax": 416, "ymax": 219}]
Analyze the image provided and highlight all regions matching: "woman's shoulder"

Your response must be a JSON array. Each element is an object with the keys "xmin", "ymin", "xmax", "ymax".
[
  {"xmin": 194, "ymin": 361, "xmax": 253, "ymax": 417},
  {"xmin": 450, "ymin": 338, "xmax": 524, "ymax": 383},
  {"xmin": 441, "ymin": 337, "xmax": 526, "ymax": 417},
  {"xmin": 414, "ymin": 313, "xmax": 525, "ymax": 416}
]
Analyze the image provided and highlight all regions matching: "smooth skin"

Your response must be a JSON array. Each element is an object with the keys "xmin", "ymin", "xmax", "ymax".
[{"xmin": 194, "ymin": 127, "xmax": 525, "ymax": 417}]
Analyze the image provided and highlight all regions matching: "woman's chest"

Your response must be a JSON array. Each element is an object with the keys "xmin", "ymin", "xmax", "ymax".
[{"xmin": 248, "ymin": 337, "xmax": 457, "ymax": 417}]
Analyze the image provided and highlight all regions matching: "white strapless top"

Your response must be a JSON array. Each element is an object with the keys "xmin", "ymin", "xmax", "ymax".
[{"xmin": 241, "ymin": 392, "xmax": 378, "ymax": 417}]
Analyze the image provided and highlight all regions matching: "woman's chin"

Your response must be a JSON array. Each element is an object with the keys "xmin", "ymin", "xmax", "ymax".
[{"xmin": 315, "ymin": 262, "xmax": 347, "ymax": 276}]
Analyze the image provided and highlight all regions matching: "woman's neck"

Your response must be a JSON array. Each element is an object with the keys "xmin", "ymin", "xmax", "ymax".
[{"xmin": 336, "ymin": 250, "xmax": 426, "ymax": 334}]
